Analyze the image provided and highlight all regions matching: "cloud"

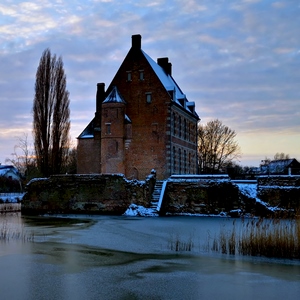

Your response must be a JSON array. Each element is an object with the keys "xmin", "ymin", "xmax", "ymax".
[{"xmin": 0, "ymin": 0, "xmax": 299, "ymax": 165}]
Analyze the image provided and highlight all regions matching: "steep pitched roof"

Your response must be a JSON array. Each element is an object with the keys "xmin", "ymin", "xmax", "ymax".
[
  {"xmin": 0, "ymin": 165, "xmax": 21, "ymax": 179},
  {"xmin": 261, "ymin": 158, "xmax": 300, "ymax": 174},
  {"xmin": 103, "ymin": 86, "xmax": 126, "ymax": 104},
  {"xmin": 142, "ymin": 50, "xmax": 199, "ymax": 119},
  {"xmin": 77, "ymin": 118, "xmax": 95, "ymax": 139},
  {"xmin": 77, "ymin": 87, "xmax": 129, "ymax": 139}
]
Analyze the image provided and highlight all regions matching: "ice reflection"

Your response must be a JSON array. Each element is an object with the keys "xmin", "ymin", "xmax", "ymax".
[{"xmin": 0, "ymin": 214, "xmax": 299, "ymax": 300}]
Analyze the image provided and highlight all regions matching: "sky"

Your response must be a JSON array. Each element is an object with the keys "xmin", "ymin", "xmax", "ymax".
[{"xmin": 0, "ymin": 0, "xmax": 299, "ymax": 168}]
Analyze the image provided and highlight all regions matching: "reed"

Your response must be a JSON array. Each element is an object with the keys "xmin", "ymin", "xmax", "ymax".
[
  {"xmin": 0, "ymin": 203, "xmax": 21, "ymax": 213},
  {"xmin": 0, "ymin": 221, "xmax": 34, "ymax": 242},
  {"xmin": 212, "ymin": 217, "xmax": 300, "ymax": 259},
  {"xmin": 169, "ymin": 233, "xmax": 194, "ymax": 252}
]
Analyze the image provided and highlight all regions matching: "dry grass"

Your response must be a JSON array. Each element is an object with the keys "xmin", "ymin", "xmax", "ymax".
[
  {"xmin": 0, "ymin": 221, "xmax": 34, "ymax": 242},
  {"xmin": 0, "ymin": 203, "xmax": 21, "ymax": 213},
  {"xmin": 213, "ymin": 218, "xmax": 300, "ymax": 259},
  {"xmin": 169, "ymin": 233, "xmax": 194, "ymax": 252}
]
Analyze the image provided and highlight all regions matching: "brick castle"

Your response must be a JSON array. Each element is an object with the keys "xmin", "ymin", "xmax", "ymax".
[{"xmin": 77, "ymin": 34, "xmax": 200, "ymax": 180}]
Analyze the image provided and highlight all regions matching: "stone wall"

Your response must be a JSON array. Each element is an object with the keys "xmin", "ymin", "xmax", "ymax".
[
  {"xmin": 257, "ymin": 176, "xmax": 300, "ymax": 210},
  {"xmin": 22, "ymin": 174, "xmax": 300, "ymax": 216},
  {"xmin": 22, "ymin": 174, "xmax": 155, "ymax": 215},
  {"xmin": 161, "ymin": 178, "xmax": 240, "ymax": 215}
]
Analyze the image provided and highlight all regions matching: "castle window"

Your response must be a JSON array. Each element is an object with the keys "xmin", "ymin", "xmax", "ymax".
[
  {"xmin": 173, "ymin": 146, "xmax": 176, "ymax": 173},
  {"xmin": 152, "ymin": 123, "xmax": 158, "ymax": 133},
  {"xmin": 139, "ymin": 70, "xmax": 144, "ymax": 80},
  {"xmin": 184, "ymin": 119, "xmax": 187, "ymax": 140},
  {"xmin": 173, "ymin": 112, "xmax": 176, "ymax": 136},
  {"xmin": 127, "ymin": 71, "xmax": 132, "ymax": 81},
  {"xmin": 179, "ymin": 148, "xmax": 182, "ymax": 174},
  {"xmin": 179, "ymin": 116, "xmax": 182, "ymax": 138},
  {"xmin": 184, "ymin": 150, "xmax": 187, "ymax": 174},
  {"xmin": 146, "ymin": 92, "xmax": 152, "ymax": 104},
  {"xmin": 105, "ymin": 123, "xmax": 111, "ymax": 134}
]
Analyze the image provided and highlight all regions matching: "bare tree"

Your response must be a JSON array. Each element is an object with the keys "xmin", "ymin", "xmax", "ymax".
[
  {"xmin": 274, "ymin": 152, "xmax": 290, "ymax": 160},
  {"xmin": 261, "ymin": 153, "xmax": 290, "ymax": 166},
  {"xmin": 61, "ymin": 146, "xmax": 77, "ymax": 174},
  {"xmin": 198, "ymin": 119, "xmax": 241, "ymax": 173},
  {"xmin": 33, "ymin": 48, "xmax": 70, "ymax": 176},
  {"xmin": 5, "ymin": 133, "xmax": 37, "ymax": 178}
]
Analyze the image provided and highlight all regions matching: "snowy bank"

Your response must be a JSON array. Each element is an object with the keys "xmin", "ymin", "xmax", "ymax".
[
  {"xmin": 123, "ymin": 204, "xmax": 158, "ymax": 217},
  {"xmin": 0, "ymin": 193, "xmax": 24, "ymax": 203}
]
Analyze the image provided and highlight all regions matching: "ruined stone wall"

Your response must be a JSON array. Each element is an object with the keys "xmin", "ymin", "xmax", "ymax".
[
  {"xmin": 22, "ymin": 174, "xmax": 155, "ymax": 215},
  {"xmin": 257, "ymin": 176, "xmax": 300, "ymax": 210},
  {"xmin": 21, "ymin": 174, "xmax": 300, "ymax": 216},
  {"xmin": 161, "ymin": 179, "xmax": 240, "ymax": 215}
]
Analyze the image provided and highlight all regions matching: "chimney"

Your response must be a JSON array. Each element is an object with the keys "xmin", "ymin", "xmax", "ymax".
[
  {"xmin": 131, "ymin": 34, "xmax": 142, "ymax": 50},
  {"xmin": 157, "ymin": 57, "xmax": 172, "ymax": 76},
  {"xmin": 96, "ymin": 82, "xmax": 105, "ymax": 113}
]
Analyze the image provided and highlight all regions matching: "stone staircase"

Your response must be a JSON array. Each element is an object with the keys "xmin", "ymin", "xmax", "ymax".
[{"xmin": 150, "ymin": 180, "xmax": 164, "ymax": 211}]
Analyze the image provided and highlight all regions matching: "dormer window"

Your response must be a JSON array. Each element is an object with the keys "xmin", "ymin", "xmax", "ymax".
[
  {"xmin": 139, "ymin": 70, "xmax": 144, "ymax": 80},
  {"xmin": 127, "ymin": 71, "xmax": 132, "ymax": 81},
  {"xmin": 168, "ymin": 88, "xmax": 175, "ymax": 100},
  {"xmin": 178, "ymin": 98, "xmax": 185, "ymax": 108}
]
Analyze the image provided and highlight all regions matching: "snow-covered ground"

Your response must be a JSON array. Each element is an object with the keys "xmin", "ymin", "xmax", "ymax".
[
  {"xmin": 123, "ymin": 204, "xmax": 159, "ymax": 217},
  {"xmin": 235, "ymin": 183, "xmax": 286, "ymax": 213},
  {"xmin": 0, "ymin": 193, "xmax": 24, "ymax": 203},
  {"xmin": 235, "ymin": 183, "xmax": 257, "ymax": 199}
]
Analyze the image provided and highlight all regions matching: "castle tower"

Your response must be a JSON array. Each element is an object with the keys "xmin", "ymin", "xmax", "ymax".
[{"xmin": 101, "ymin": 86, "xmax": 126, "ymax": 174}]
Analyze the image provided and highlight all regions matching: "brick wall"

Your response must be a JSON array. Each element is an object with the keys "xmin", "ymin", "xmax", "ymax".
[
  {"xmin": 77, "ymin": 35, "xmax": 199, "ymax": 180},
  {"xmin": 101, "ymin": 102, "xmax": 126, "ymax": 174},
  {"xmin": 77, "ymin": 138, "xmax": 101, "ymax": 174},
  {"xmin": 109, "ymin": 47, "xmax": 171, "ymax": 180}
]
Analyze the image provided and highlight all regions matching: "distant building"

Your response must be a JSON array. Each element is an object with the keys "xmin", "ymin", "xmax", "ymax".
[
  {"xmin": 0, "ymin": 165, "xmax": 22, "ymax": 181},
  {"xmin": 77, "ymin": 34, "xmax": 200, "ymax": 180},
  {"xmin": 260, "ymin": 159, "xmax": 300, "ymax": 175},
  {"xmin": 0, "ymin": 165, "xmax": 22, "ymax": 192}
]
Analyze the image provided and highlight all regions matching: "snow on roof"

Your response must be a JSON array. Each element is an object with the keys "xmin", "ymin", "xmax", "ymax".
[
  {"xmin": 0, "ymin": 169, "xmax": 7, "ymax": 176},
  {"xmin": 125, "ymin": 114, "xmax": 132, "ymax": 123},
  {"xmin": 77, "ymin": 118, "xmax": 95, "ymax": 139},
  {"xmin": 103, "ymin": 86, "xmax": 126, "ymax": 104},
  {"xmin": 142, "ymin": 50, "xmax": 199, "ymax": 119},
  {"xmin": 78, "ymin": 110, "xmax": 131, "ymax": 140},
  {"xmin": 0, "ymin": 165, "xmax": 21, "ymax": 178},
  {"xmin": 261, "ymin": 159, "xmax": 299, "ymax": 174}
]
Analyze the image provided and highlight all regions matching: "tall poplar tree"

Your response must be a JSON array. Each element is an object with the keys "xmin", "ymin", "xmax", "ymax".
[{"xmin": 33, "ymin": 48, "xmax": 70, "ymax": 176}]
